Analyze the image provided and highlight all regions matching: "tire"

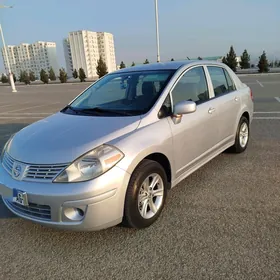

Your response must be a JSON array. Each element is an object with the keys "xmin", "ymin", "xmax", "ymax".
[
  {"xmin": 122, "ymin": 159, "xmax": 168, "ymax": 229},
  {"xmin": 228, "ymin": 116, "xmax": 250, "ymax": 153}
]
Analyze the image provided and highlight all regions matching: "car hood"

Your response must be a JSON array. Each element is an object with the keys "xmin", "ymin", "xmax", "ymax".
[{"xmin": 7, "ymin": 112, "xmax": 141, "ymax": 164}]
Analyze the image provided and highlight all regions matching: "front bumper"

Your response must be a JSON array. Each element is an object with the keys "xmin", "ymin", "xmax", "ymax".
[{"xmin": 0, "ymin": 164, "xmax": 131, "ymax": 231}]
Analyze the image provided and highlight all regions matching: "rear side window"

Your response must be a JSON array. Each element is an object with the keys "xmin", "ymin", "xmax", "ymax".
[
  {"xmin": 208, "ymin": 66, "xmax": 235, "ymax": 96},
  {"xmin": 224, "ymin": 69, "xmax": 236, "ymax": 92}
]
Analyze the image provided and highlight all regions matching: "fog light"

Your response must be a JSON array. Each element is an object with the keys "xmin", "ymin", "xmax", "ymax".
[{"xmin": 64, "ymin": 207, "xmax": 85, "ymax": 221}]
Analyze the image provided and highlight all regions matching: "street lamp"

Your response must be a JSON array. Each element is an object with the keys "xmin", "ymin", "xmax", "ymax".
[
  {"xmin": 154, "ymin": 0, "xmax": 160, "ymax": 63},
  {"xmin": 0, "ymin": 5, "xmax": 17, "ymax": 92}
]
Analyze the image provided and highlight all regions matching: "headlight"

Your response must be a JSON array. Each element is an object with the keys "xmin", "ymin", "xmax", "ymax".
[
  {"xmin": 1, "ymin": 134, "xmax": 14, "ymax": 162},
  {"xmin": 54, "ymin": 145, "xmax": 124, "ymax": 183}
]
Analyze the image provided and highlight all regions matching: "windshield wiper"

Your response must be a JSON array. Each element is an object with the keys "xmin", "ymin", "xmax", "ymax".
[
  {"xmin": 79, "ymin": 107, "xmax": 134, "ymax": 116},
  {"xmin": 62, "ymin": 105, "xmax": 81, "ymax": 114}
]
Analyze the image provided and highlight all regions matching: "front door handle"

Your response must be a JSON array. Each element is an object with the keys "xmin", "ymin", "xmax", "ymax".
[{"xmin": 208, "ymin": 107, "xmax": 216, "ymax": 114}]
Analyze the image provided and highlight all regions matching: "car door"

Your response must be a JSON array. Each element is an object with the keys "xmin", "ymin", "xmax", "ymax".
[
  {"xmin": 167, "ymin": 66, "xmax": 220, "ymax": 179},
  {"xmin": 207, "ymin": 66, "xmax": 241, "ymax": 143}
]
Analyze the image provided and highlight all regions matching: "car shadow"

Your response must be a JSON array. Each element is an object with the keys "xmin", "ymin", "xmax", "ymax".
[{"xmin": 0, "ymin": 122, "xmax": 28, "ymax": 219}]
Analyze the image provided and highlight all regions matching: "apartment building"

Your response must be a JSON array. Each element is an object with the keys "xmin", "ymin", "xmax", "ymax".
[
  {"xmin": 63, "ymin": 38, "xmax": 73, "ymax": 77},
  {"xmin": 63, "ymin": 30, "xmax": 116, "ymax": 78},
  {"xmin": 1, "ymin": 41, "xmax": 59, "ymax": 79}
]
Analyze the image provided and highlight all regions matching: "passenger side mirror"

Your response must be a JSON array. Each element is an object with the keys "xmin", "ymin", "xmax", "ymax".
[
  {"xmin": 172, "ymin": 100, "xmax": 196, "ymax": 124},
  {"xmin": 174, "ymin": 100, "xmax": 196, "ymax": 115}
]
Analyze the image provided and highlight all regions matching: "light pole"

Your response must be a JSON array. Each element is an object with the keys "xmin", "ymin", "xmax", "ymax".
[
  {"xmin": 154, "ymin": 0, "xmax": 160, "ymax": 63},
  {"xmin": 0, "ymin": 5, "xmax": 17, "ymax": 92}
]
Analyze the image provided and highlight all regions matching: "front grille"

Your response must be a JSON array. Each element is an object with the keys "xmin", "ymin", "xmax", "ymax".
[
  {"xmin": 5, "ymin": 200, "xmax": 51, "ymax": 220},
  {"xmin": 25, "ymin": 164, "xmax": 67, "ymax": 181},
  {"xmin": 2, "ymin": 152, "xmax": 68, "ymax": 182}
]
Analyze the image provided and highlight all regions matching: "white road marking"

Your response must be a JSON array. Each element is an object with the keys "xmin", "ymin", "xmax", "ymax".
[
  {"xmin": 0, "ymin": 102, "xmax": 29, "ymax": 109},
  {"xmin": 1, "ymin": 103, "xmax": 60, "ymax": 114},
  {"xmin": 254, "ymin": 111, "xmax": 280, "ymax": 114},
  {"xmin": 275, "ymin": 97, "xmax": 280, "ymax": 102},
  {"xmin": 253, "ymin": 117, "xmax": 280, "ymax": 120},
  {"xmin": 0, "ymin": 117, "xmax": 45, "ymax": 119},
  {"xmin": 0, "ymin": 112, "xmax": 53, "ymax": 115},
  {"xmin": 256, "ymin": 80, "xmax": 264, "ymax": 87},
  {"xmin": 238, "ymin": 73, "xmax": 280, "ymax": 77}
]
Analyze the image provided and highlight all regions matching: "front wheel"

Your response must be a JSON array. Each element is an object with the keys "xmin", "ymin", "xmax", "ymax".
[
  {"xmin": 122, "ymin": 159, "xmax": 168, "ymax": 229},
  {"xmin": 229, "ymin": 116, "xmax": 250, "ymax": 153}
]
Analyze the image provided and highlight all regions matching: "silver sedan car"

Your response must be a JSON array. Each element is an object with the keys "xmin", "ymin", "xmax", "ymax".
[{"xmin": 0, "ymin": 60, "xmax": 253, "ymax": 231}]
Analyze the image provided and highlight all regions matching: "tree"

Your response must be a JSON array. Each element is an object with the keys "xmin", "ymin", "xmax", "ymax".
[
  {"xmin": 19, "ymin": 70, "xmax": 25, "ymax": 83},
  {"xmin": 119, "ymin": 61, "xmax": 126, "ymax": 69},
  {"xmin": 131, "ymin": 62, "xmax": 135, "ymax": 67},
  {"xmin": 29, "ymin": 71, "xmax": 36, "ymax": 82},
  {"xmin": 78, "ymin": 68, "xmax": 87, "ymax": 82},
  {"xmin": 1, "ymin": 74, "xmax": 8, "ymax": 83},
  {"xmin": 258, "ymin": 51, "xmax": 269, "ymax": 73},
  {"xmin": 96, "ymin": 57, "xmax": 108, "ymax": 78},
  {"xmin": 223, "ymin": 46, "xmax": 238, "ymax": 72},
  {"xmin": 59, "ymin": 68, "xmax": 67, "ymax": 83},
  {"xmin": 40, "ymin": 69, "xmax": 49, "ymax": 84},
  {"xmin": 13, "ymin": 73, "xmax": 16, "ymax": 83},
  {"xmin": 222, "ymin": 57, "xmax": 227, "ymax": 64},
  {"xmin": 171, "ymin": 58, "xmax": 174, "ymax": 61},
  {"xmin": 143, "ymin": 59, "xmax": 149, "ymax": 64},
  {"xmin": 22, "ymin": 71, "xmax": 30, "ymax": 85},
  {"xmin": 197, "ymin": 56, "xmax": 203, "ymax": 60},
  {"xmin": 72, "ymin": 69, "xmax": 78, "ymax": 79},
  {"xmin": 240, "ymin": 49, "xmax": 250, "ymax": 69},
  {"xmin": 49, "ymin": 67, "xmax": 56, "ymax": 81}
]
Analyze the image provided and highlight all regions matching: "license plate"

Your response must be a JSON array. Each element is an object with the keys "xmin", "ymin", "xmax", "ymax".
[{"xmin": 12, "ymin": 189, "xmax": 29, "ymax": 206}]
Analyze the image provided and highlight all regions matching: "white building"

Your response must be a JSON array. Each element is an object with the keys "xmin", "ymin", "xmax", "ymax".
[
  {"xmin": 1, "ymin": 41, "xmax": 59, "ymax": 79},
  {"xmin": 63, "ymin": 30, "xmax": 116, "ymax": 78},
  {"xmin": 63, "ymin": 38, "xmax": 73, "ymax": 77}
]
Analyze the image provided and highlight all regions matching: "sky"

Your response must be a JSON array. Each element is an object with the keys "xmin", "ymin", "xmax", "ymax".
[{"xmin": 0, "ymin": 0, "xmax": 280, "ymax": 71}]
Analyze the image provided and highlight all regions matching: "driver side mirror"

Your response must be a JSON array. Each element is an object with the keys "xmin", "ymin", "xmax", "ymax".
[
  {"xmin": 172, "ymin": 100, "xmax": 196, "ymax": 124},
  {"xmin": 174, "ymin": 100, "xmax": 196, "ymax": 115}
]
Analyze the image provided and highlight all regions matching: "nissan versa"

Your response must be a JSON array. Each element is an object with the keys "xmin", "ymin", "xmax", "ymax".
[{"xmin": 0, "ymin": 61, "xmax": 253, "ymax": 231}]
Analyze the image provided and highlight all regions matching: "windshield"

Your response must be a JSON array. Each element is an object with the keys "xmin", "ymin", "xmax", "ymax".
[{"xmin": 64, "ymin": 70, "xmax": 175, "ymax": 116}]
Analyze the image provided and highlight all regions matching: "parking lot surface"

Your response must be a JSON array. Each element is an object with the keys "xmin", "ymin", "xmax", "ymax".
[{"xmin": 0, "ymin": 75, "xmax": 280, "ymax": 280}]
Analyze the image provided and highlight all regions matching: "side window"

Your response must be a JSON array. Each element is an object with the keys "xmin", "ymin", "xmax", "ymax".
[
  {"xmin": 224, "ymin": 69, "xmax": 236, "ymax": 92},
  {"xmin": 158, "ymin": 94, "xmax": 172, "ymax": 119},
  {"xmin": 171, "ymin": 66, "xmax": 209, "ymax": 106},
  {"xmin": 162, "ymin": 94, "xmax": 172, "ymax": 114},
  {"xmin": 208, "ymin": 66, "xmax": 234, "ymax": 96}
]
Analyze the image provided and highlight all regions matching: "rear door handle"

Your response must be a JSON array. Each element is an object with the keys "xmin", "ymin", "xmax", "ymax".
[{"xmin": 208, "ymin": 107, "xmax": 216, "ymax": 114}]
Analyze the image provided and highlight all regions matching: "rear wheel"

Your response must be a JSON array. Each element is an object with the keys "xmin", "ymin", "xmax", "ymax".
[
  {"xmin": 122, "ymin": 159, "xmax": 168, "ymax": 229},
  {"xmin": 229, "ymin": 116, "xmax": 250, "ymax": 153}
]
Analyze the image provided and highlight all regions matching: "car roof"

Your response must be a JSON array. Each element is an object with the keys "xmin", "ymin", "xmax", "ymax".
[{"xmin": 114, "ymin": 60, "xmax": 226, "ymax": 73}]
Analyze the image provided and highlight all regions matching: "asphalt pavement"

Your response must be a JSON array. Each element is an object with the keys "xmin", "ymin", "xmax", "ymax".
[{"xmin": 0, "ymin": 75, "xmax": 280, "ymax": 280}]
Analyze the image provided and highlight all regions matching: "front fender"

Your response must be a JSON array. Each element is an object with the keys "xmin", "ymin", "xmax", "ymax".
[{"xmin": 111, "ymin": 118, "xmax": 174, "ymax": 180}]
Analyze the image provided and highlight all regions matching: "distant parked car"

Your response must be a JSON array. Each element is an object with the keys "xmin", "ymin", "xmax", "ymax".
[{"xmin": 0, "ymin": 60, "xmax": 254, "ymax": 231}]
